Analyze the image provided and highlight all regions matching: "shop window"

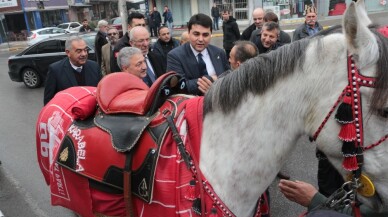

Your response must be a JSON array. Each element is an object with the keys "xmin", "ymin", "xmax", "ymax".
[
  {"xmin": 263, "ymin": 0, "xmax": 318, "ymax": 20},
  {"xmin": 215, "ymin": 0, "xmax": 248, "ymax": 20}
]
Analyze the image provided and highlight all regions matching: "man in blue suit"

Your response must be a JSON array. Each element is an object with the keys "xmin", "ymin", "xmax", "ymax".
[
  {"xmin": 167, "ymin": 13, "xmax": 230, "ymax": 95},
  {"xmin": 44, "ymin": 36, "xmax": 101, "ymax": 105}
]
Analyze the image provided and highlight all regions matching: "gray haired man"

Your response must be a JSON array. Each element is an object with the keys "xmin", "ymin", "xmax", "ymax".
[{"xmin": 117, "ymin": 47, "xmax": 147, "ymax": 80}]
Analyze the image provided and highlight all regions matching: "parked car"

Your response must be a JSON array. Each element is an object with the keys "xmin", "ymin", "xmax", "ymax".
[
  {"xmin": 57, "ymin": 22, "xmax": 82, "ymax": 33},
  {"xmin": 109, "ymin": 17, "xmax": 123, "ymax": 37},
  {"xmin": 8, "ymin": 32, "xmax": 97, "ymax": 88},
  {"xmin": 27, "ymin": 27, "xmax": 67, "ymax": 46}
]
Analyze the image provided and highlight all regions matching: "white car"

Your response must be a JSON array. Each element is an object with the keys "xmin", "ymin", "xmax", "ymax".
[
  {"xmin": 57, "ymin": 22, "xmax": 82, "ymax": 33},
  {"xmin": 27, "ymin": 27, "xmax": 67, "ymax": 46}
]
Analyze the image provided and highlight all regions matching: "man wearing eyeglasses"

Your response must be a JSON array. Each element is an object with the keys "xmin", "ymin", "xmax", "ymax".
[
  {"xmin": 129, "ymin": 26, "xmax": 166, "ymax": 86},
  {"xmin": 241, "ymin": 8, "xmax": 265, "ymax": 40},
  {"xmin": 101, "ymin": 27, "xmax": 120, "ymax": 75},
  {"xmin": 111, "ymin": 12, "xmax": 146, "ymax": 73},
  {"xmin": 44, "ymin": 36, "xmax": 101, "ymax": 105}
]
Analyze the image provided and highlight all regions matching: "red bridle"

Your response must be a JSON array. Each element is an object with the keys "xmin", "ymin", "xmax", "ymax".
[
  {"xmin": 312, "ymin": 55, "xmax": 388, "ymax": 157},
  {"xmin": 311, "ymin": 55, "xmax": 388, "ymax": 217}
]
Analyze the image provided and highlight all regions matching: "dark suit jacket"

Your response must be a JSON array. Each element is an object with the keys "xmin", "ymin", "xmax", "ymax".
[
  {"xmin": 44, "ymin": 58, "xmax": 101, "ymax": 105},
  {"xmin": 143, "ymin": 52, "xmax": 166, "ymax": 87},
  {"xmin": 111, "ymin": 32, "xmax": 131, "ymax": 73},
  {"xmin": 94, "ymin": 31, "xmax": 108, "ymax": 66},
  {"xmin": 241, "ymin": 23, "xmax": 257, "ymax": 41},
  {"xmin": 167, "ymin": 43, "xmax": 230, "ymax": 95}
]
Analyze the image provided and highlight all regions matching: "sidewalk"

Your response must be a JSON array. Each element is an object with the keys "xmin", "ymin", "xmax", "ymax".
[{"xmin": 0, "ymin": 40, "xmax": 27, "ymax": 52}]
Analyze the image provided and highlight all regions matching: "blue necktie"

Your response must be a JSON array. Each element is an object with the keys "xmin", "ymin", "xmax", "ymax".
[
  {"xmin": 197, "ymin": 53, "xmax": 208, "ymax": 76},
  {"xmin": 145, "ymin": 57, "xmax": 156, "ymax": 82},
  {"xmin": 75, "ymin": 67, "xmax": 82, "ymax": 73}
]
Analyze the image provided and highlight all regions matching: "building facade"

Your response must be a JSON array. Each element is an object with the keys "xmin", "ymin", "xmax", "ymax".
[{"xmin": 0, "ymin": 0, "xmax": 69, "ymax": 43}]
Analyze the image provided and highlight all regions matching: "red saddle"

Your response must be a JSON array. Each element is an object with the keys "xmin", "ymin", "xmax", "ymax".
[{"xmin": 97, "ymin": 72, "xmax": 185, "ymax": 115}]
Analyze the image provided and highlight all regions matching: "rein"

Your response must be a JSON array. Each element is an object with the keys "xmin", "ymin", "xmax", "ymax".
[
  {"xmin": 165, "ymin": 103, "xmax": 268, "ymax": 217},
  {"xmin": 311, "ymin": 55, "xmax": 388, "ymax": 216}
]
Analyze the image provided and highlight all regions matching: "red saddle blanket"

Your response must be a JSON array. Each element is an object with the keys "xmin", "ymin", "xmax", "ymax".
[{"xmin": 36, "ymin": 85, "xmax": 205, "ymax": 216}]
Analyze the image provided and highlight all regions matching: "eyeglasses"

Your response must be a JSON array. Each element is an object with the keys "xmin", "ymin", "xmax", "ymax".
[
  {"xmin": 108, "ymin": 33, "xmax": 118, "ymax": 36},
  {"xmin": 132, "ymin": 38, "xmax": 150, "ymax": 44}
]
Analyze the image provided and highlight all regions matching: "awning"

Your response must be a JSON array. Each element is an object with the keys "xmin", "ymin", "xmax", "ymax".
[{"xmin": 71, "ymin": 3, "xmax": 92, "ymax": 7}]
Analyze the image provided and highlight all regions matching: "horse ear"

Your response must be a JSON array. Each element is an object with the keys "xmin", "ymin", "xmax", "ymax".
[
  {"xmin": 343, "ymin": 1, "xmax": 378, "ymax": 69},
  {"xmin": 355, "ymin": 0, "xmax": 372, "ymax": 26}
]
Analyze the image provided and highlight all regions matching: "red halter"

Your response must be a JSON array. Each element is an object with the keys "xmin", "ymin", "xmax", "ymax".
[
  {"xmin": 311, "ymin": 55, "xmax": 388, "ymax": 152},
  {"xmin": 311, "ymin": 55, "xmax": 388, "ymax": 217}
]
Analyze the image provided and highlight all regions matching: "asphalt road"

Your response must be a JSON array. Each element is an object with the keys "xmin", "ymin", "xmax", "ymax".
[{"xmin": 0, "ymin": 50, "xmax": 76, "ymax": 217}]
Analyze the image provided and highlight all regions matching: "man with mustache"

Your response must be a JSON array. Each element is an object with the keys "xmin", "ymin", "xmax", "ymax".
[
  {"xmin": 44, "ymin": 36, "xmax": 101, "ymax": 105},
  {"xmin": 117, "ymin": 47, "xmax": 147, "ymax": 79},
  {"xmin": 293, "ymin": 6, "xmax": 323, "ymax": 41}
]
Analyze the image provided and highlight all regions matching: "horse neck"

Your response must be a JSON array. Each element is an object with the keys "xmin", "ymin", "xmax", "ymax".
[{"xmin": 199, "ymin": 35, "xmax": 349, "ymax": 217}]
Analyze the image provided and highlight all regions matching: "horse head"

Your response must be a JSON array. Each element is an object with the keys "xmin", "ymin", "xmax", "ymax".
[{"xmin": 336, "ymin": 0, "xmax": 388, "ymax": 212}]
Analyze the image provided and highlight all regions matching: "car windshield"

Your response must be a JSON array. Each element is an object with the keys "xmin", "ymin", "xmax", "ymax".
[
  {"xmin": 82, "ymin": 34, "xmax": 96, "ymax": 49},
  {"xmin": 52, "ymin": 28, "xmax": 66, "ymax": 34},
  {"xmin": 57, "ymin": 24, "xmax": 69, "ymax": 29},
  {"xmin": 111, "ymin": 17, "xmax": 122, "ymax": 25}
]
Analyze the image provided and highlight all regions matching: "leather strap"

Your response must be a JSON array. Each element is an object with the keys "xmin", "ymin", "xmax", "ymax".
[
  {"xmin": 165, "ymin": 114, "xmax": 192, "ymax": 169},
  {"xmin": 124, "ymin": 152, "xmax": 134, "ymax": 217}
]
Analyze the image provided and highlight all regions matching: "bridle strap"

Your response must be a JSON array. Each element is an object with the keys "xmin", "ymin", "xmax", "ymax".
[
  {"xmin": 310, "ymin": 87, "xmax": 347, "ymax": 142},
  {"xmin": 352, "ymin": 202, "xmax": 362, "ymax": 217}
]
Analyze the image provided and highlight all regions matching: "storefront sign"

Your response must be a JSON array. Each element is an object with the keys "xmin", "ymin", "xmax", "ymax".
[
  {"xmin": 0, "ymin": 0, "xmax": 18, "ymax": 8},
  {"xmin": 263, "ymin": 6, "xmax": 281, "ymax": 20}
]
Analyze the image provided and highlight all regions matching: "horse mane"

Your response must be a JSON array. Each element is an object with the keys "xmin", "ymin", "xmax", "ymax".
[
  {"xmin": 204, "ymin": 24, "xmax": 388, "ymax": 115},
  {"xmin": 370, "ymin": 27, "xmax": 388, "ymax": 114},
  {"xmin": 204, "ymin": 38, "xmax": 310, "ymax": 114}
]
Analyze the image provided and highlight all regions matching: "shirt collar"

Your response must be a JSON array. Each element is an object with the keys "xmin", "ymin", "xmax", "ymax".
[
  {"xmin": 69, "ymin": 60, "xmax": 82, "ymax": 71},
  {"xmin": 190, "ymin": 44, "xmax": 209, "ymax": 57}
]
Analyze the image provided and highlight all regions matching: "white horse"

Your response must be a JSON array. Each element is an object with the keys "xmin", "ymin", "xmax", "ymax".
[
  {"xmin": 201, "ymin": 0, "xmax": 388, "ymax": 216},
  {"xmin": 36, "ymin": 1, "xmax": 388, "ymax": 216}
]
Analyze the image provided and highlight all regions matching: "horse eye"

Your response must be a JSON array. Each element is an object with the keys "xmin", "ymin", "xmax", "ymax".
[{"xmin": 378, "ymin": 107, "xmax": 388, "ymax": 118}]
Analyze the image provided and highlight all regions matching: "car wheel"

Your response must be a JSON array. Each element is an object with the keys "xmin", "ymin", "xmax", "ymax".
[{"xmin": 22, "ymin": 68, "xmax": 41, "ymax": 88}]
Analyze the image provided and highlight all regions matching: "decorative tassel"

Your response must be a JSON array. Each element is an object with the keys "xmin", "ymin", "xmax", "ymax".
[
  {"xmin": 335, "ymin": 93, "xmax": 353, "ymax": 123},
  {"xmin": 342, "ymin": 141, "xmax": 358, "ymax": 171},
  {"xmin": 338, "ymin": 123, "xmax": 356, "ymax": 141},
  {"xmin": 192, "ymin": 198, "xmax": 201, "ymax": 215},
  {"xmin": 184, "ymin": 180, "xmax": 196, "ymax": 201},
  {"xmin": 341, "ymin": 141, "xmax": 356, "ymax": 156},
  {"xmin": 343, "ymin": 156, "xmax": 359, "ymax": 171},
  {"xmin": 209, "ymin": 207, "xmax": 218, "ymax": 217},
  {"xmin": 260, "ymin": 201, "xmax": 269, "ymax": 214},
  {"xmin": 260, "ymin": 193, "xmax": 269, "ymax": 214}
]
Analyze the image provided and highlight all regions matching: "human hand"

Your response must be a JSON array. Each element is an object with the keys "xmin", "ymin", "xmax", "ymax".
[
  {"xmin": 197, "ymin": 76, "xmax": 216, "ymax": 94},
  {"xmin": 278, "ymin": 179, "xmax": 318, "ymax": 207}
]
